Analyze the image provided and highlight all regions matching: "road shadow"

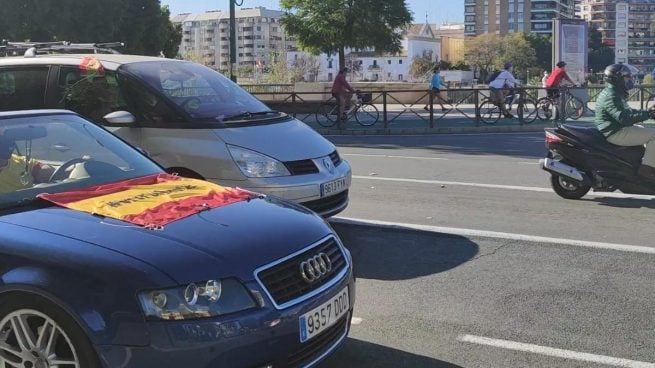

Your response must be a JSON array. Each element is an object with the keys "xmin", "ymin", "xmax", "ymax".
[
  {"xmin": 319, "ymin": 338, "xmax": 463, "ymax": 368},
  {"xmin": 326, "ymin": 133, "xmax": 546, "ymax": 159},
  {"xmin": 330, "ymin": 221, "xmax": 479, "ymax": 281},
  {"xmin": 585, "ymin": 196, "xmax": 655, "ymax": 209}
]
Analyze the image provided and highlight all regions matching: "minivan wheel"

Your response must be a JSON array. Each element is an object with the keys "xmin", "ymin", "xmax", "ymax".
[
  {"xmin": 0, "ymin": 294, "xmax": 101, "ymax": 368},
  {"xmin": 550, "ymin": 174, "xmax": 591, "ymax": 200}
]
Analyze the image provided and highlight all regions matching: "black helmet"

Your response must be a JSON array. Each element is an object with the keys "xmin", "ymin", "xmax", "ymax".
[
  {"xmin": 504, "ymin": 62, "xmax": 513, "ymax": 70},
  {"xmin": 604, "ymin": 63, "xmax": 632, "ymax": 89},
  {"xmin": 556, "ymin": 61, "xmax": 567, "ymax": 68}
]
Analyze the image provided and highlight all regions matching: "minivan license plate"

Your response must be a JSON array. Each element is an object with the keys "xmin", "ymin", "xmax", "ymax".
[
  {"xmin": 320, "ymin": 178, "xmax": 346, "ymax": 197},
  {"xmin": 299, "ymin": 287, "xmax": 349, "ymax": 342}
]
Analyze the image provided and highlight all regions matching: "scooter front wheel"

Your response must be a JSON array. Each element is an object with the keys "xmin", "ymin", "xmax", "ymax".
[{"xmin": 550, "ymin": 174, "xmax": 591, "ymax": 200}]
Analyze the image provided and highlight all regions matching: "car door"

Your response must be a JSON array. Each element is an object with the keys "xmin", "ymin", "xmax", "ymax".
[
  {"xmin": 0, "ymin": 66, "xmax": 50, "ymax": 112},
  {"xmin": 55, "ymin": 65, "xmax": 142, "ymax": 146}
]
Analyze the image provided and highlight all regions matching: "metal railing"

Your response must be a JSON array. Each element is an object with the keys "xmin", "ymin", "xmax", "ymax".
[{"xmin": 250, "ymin": 85, "xmax": 655, "ymax": 129}]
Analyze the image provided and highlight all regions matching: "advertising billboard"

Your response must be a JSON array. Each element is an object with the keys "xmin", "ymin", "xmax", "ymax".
[{"xmin": 553, "ymin": 19, "xmax": 588, "ymax": 84}]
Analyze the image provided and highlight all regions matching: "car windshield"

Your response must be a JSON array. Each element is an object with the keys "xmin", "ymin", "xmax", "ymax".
[
  {"xmin": 120, "ymin": 61, "xmax": 272, "ymax": 121},
  {"xmin": 0, "ymin": 113, "xmax": 162, "ymax": 210}
]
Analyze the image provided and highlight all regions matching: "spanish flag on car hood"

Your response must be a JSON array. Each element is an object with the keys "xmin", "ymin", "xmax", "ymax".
[{"xmin": 38, "ymin": 174, "xmax": 255, "ymax": 227}]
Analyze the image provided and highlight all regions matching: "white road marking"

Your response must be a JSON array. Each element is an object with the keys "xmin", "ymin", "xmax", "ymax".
[
  {"xmin": 332, "ymin": 217, "xmax": 655, "ymax": 254},
  {"xmin": 326, "ymin": 132, "xmax": 543, "ymax": 138},
  {"xmin": 342, "ymin": 153, "xmax": 448, "ymax": 160},
  {"xmin": 352, "ymin": 175, "xmax": 655, "ymax": 200},
  {"xmin": 458, "ymin": 335, "xmax": 655, "ymax": 368},
  {"xmin": 351, "ymin": 317, "xmax": 363, "ymax": 325}
]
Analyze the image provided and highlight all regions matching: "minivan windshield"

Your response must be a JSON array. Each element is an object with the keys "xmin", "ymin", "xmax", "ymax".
[
  {"xmin": 120, "ymin": 61, "xmax": 272, "ymax": 121},
  {"xmin": 0, "ymin": 113, "xmax": 162, "ymax": 210}
]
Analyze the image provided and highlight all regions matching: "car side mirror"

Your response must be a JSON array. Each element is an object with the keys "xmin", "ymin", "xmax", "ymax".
[{"xmin": 103, "ymin": 111, "xmax": 136, "ymax": 124}]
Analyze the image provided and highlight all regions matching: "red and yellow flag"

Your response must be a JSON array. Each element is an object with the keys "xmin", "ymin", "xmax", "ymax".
[{"xmin": 38, "ymin": 174, "xmax": 255, "ymax": 227}]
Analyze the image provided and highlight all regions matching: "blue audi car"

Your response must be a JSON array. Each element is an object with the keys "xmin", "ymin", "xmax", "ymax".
[{"xmin": 0, "ymin": 110, "xmax": 354, "ymax": 368}]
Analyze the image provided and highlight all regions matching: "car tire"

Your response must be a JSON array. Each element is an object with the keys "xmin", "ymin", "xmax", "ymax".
[{"xmin": 0, "ymin": 293, "xmax": 102, "ymax": 368}]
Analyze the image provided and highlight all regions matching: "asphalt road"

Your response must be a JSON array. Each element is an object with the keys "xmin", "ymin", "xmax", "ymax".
[{"xmin": 318, "ymin": 132, "xmax": 655, "ymax": 368}]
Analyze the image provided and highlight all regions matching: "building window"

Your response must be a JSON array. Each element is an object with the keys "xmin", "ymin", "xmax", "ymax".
[
  {"xmin": 328, "ymin": 60, "xmax": 333, "ymax": 69},
  {"xmin": 399, "ymin": 59, "xmax": 403, "ymax": 64},
  {"xmin": 398, "ymin": 74, "xmax": 403, "ymax": 81},
  {"xmin": 388, "ymin": 60, "xmax": 391, "ymax": 65}
]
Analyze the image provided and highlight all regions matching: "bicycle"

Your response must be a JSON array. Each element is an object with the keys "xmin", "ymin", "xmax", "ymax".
[
  {"xmin": 315, "ymin": 92, "xmax": 380, "ymax": 127},
  {"xmin": 477, "ymin": 89, "xmax": 538, "ymax": 125},
  {"xmin": 536, "ymin": 86, "xmax": 584, "ymax": 121}
]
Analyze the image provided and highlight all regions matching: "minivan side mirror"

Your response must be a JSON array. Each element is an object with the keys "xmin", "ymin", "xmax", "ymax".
[{"xmin": 103, "ymin": 111, "xmax": 136, "ymax": 124}]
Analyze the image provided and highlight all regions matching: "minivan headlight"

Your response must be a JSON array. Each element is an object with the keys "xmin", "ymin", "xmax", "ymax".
[
  {"xmin": 227, "ymin": 145, "xmax": 291, "ymax": 178},
  {"xmin": 138, "ymin": 279, "xmax": 256, "ymax": 320}
]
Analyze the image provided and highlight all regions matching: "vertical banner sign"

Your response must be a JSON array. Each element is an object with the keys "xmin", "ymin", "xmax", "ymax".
[
  {"xmin": 615, "ymin": 2, "xmax": 629, "ymax": 65},
  {"xmin": 553, "ymin": 19, "xmax": 588, "ymax": 84}
]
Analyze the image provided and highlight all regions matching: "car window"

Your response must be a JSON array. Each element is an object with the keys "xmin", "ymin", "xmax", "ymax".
[
  {"xmin": 0, "ymin": 114, "xmax": 162, "ymax": 207},
  {"xmin": 0, "ymin": 68, "xmax": 48, "ymax": 111},
  {"xmin": 58, "ymin": 67, "xmax": 129, "ymax": 122},
  {"xmin": 118, "ymin": 74, "xmax": 185, "ymax": 124},
  {"xmin": 120, "ymin": 61, "xmax": 269, "ymax": 121}
]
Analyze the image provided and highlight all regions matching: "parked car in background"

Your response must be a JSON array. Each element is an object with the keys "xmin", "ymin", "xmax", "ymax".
[
  {"xmin": 0, "ymin": 53, "xmax": 351, "ymax": 216},
  {"xmin": 0, "ymin": 110, "xmax": 354, "ymax": 368}
]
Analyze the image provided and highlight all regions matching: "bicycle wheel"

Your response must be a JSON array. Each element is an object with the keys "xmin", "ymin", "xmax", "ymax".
[
  {"xmin": 478, "ymin": 99, "xmax": 501, "ymax": 125},
  {"xmin": 536, "ymin": 97, "xmax": 553, "ymax": 121},
  {"xmin": 315, "ymin": 102, "xmax": 338, "ymax": 127},
  {"xmin": 518, "ymin": 98, "xmax": 538, "ymax": 124},
  {"xmin": 355, "ymin": 103, "xmax": 379, "ymax": 126},
  {"xmin": 566, "ymin": 96, "xmax": 584, "ymax": 120},
  {"xmin": 647, "ymin": 95, "xmax": 655, "ymax": 111}
]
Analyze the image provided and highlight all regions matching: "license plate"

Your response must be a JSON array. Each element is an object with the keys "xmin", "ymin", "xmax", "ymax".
[
  {"xmin": 299, "ymin": 287, "xmax": 349, "ymax": 343},
  {"xmin": 320, "ymin": 178, "xmax": 347, "ymax": 197}
]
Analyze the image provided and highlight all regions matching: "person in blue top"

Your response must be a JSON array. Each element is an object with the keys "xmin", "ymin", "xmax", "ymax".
[{"xmin": 424, "ymin": 67, "xmax": 448, "ymax": 112}]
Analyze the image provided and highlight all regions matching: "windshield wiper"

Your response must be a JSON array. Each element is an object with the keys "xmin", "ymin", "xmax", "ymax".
[{"xmin": 222, "ymin": 110, "xmax": 281, "ymax": 122}]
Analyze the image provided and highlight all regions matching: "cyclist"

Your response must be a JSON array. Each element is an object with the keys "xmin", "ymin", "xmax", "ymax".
[
  {"xmin": 545, "ymin": 61, "xmax": 576, "ymax": 100},
  {"xmin": 331, "ymin": 67, "xmax": 356, "ymax": 124},
  {"xmin": 596, "ymin": 64, "xmax": 655, "ymax": 180},
  {"xmin": 489, "ymin": 62, "xmax": 517, "ymax": 118}
]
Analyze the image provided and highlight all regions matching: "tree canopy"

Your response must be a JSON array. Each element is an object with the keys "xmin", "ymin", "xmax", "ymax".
[
  {"xmin": 0, "ymin": 0, "xmax": 181, "ymax": 57},
  {"xmin": 465, "ymin": 33, "xmax": 537, "ymax": 82},
  {"xmin": 588, "ymin": 26, "xmax": 614, "ymax": 74},
  {"xmin": 281, "ymin": 0, "xmax": 413, "ymax": 69}
]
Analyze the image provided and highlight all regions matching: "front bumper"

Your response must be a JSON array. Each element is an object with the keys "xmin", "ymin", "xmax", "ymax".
[
  {"xmin": 210, "ymin": 161, "xmax": 352, "ymax": 217},
  {"xmin": 98, "ymin": 271, "xmax": 355, "ymax": 368}
]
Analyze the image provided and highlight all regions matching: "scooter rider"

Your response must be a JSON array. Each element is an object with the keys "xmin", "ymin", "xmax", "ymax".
[{"xmin": 596, "ymin": 64, "xmax": 655, "ymax": 180}]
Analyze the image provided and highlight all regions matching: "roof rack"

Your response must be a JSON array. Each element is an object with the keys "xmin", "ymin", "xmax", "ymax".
[{"xmin": 0, "ymin": 41, "xmax": 124, "ymax": 57}]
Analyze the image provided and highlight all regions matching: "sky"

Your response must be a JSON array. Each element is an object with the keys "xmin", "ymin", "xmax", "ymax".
[{"xmin": 161, "ymin": 0, "xmax": 464, "ymax": 25}]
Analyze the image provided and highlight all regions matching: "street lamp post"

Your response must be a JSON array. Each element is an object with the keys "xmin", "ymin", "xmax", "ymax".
[{"xmin": 229, "ymin": 0, "xmax": 243, "ymax": 83}]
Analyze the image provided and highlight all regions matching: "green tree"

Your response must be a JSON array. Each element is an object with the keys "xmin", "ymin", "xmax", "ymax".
[
  {"xmin": 525, "ymin": 33, "xmax": 552, "ymax": 72},
  {"xmin": 497, "ymin": 33, "xmax": 537, "ymax": 80},
  {"xmin": 281, "ymin": 0, "xmax": 412, "ymax": 69},
  {"xmin": 464, "ymin": 34, "xmax": 502, "ymax": 82},
  {"xmin": 0, "ymin": 0, "xmax": 181, "ymax": 57},
  {"xmin": 588, "ymin": 26, "xmax": 614, "ymax": 74}
]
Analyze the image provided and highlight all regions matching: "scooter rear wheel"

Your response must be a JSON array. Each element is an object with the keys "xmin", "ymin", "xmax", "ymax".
[{"xmin": 550, "ymin": 174, "xmax": 591, "ymax": 200}]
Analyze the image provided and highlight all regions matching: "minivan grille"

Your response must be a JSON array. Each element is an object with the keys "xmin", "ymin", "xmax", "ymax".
[
  {"xmin": 285, "ymin": 159, "xmax": 319, "ymax": 175},
  {"xmin": 257, "ymin": 237, "xmax": 347, "ymax": 307}
]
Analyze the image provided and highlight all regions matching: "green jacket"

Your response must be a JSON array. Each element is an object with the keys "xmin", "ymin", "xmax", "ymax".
[{"xmin": 595, "ymin": 84, "xmax": 650, "ymax": 137}]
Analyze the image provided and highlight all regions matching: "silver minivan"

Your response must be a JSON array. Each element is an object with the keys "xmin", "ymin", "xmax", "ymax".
[{"xmin": 0, "ymin": 54, "xmax": 351, "ymax": 216}]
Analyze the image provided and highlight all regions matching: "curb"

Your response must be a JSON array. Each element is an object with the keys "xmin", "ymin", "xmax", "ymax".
[{"xmin": 313, "ymin": 124, "xmax": 557, "ymax": 136}]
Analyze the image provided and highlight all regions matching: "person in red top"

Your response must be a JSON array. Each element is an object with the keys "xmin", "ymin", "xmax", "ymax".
[
  {"xmin": 331, "ymin": 67, "xmax": 356, "ymax": 124},
  {"xmin": 545, "ymin": 61, "xmax": 576, "ymax": 99}
]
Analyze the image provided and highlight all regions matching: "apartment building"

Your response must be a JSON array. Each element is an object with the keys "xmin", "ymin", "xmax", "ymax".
[
  {"xmin": 171, "ymin": 7, "xmax": 296, "ymax": 73},
  {"xmin": 464, "ymin": 0, "xmax": 576, "ymax": 36},
  {"xmin": 578, "ymin": 0, "xmax": 655, "ymax": 72}
]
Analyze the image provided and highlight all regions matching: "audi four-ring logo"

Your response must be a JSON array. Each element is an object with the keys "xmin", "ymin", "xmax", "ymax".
[{"xmin": 299, "ymin": 253, "xmax": 333, "ymax": 283}]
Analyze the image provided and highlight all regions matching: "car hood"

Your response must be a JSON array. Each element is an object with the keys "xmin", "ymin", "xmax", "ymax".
[
  {"xmin": 215, "ymin": 118, "xmax": 336, "ymax": 162},
  {"xmin": 0, "ymin": 198, "xmax": 331, "ymax": 285}
]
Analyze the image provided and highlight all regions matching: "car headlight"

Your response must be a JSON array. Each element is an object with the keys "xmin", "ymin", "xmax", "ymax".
[
  {"xmin": 227, "ymin": 145, "xmax": 290, "ymax": 178},
  {"xmin": 138, "ymin": 279, "xmax": 256, "ymax": 320}
]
